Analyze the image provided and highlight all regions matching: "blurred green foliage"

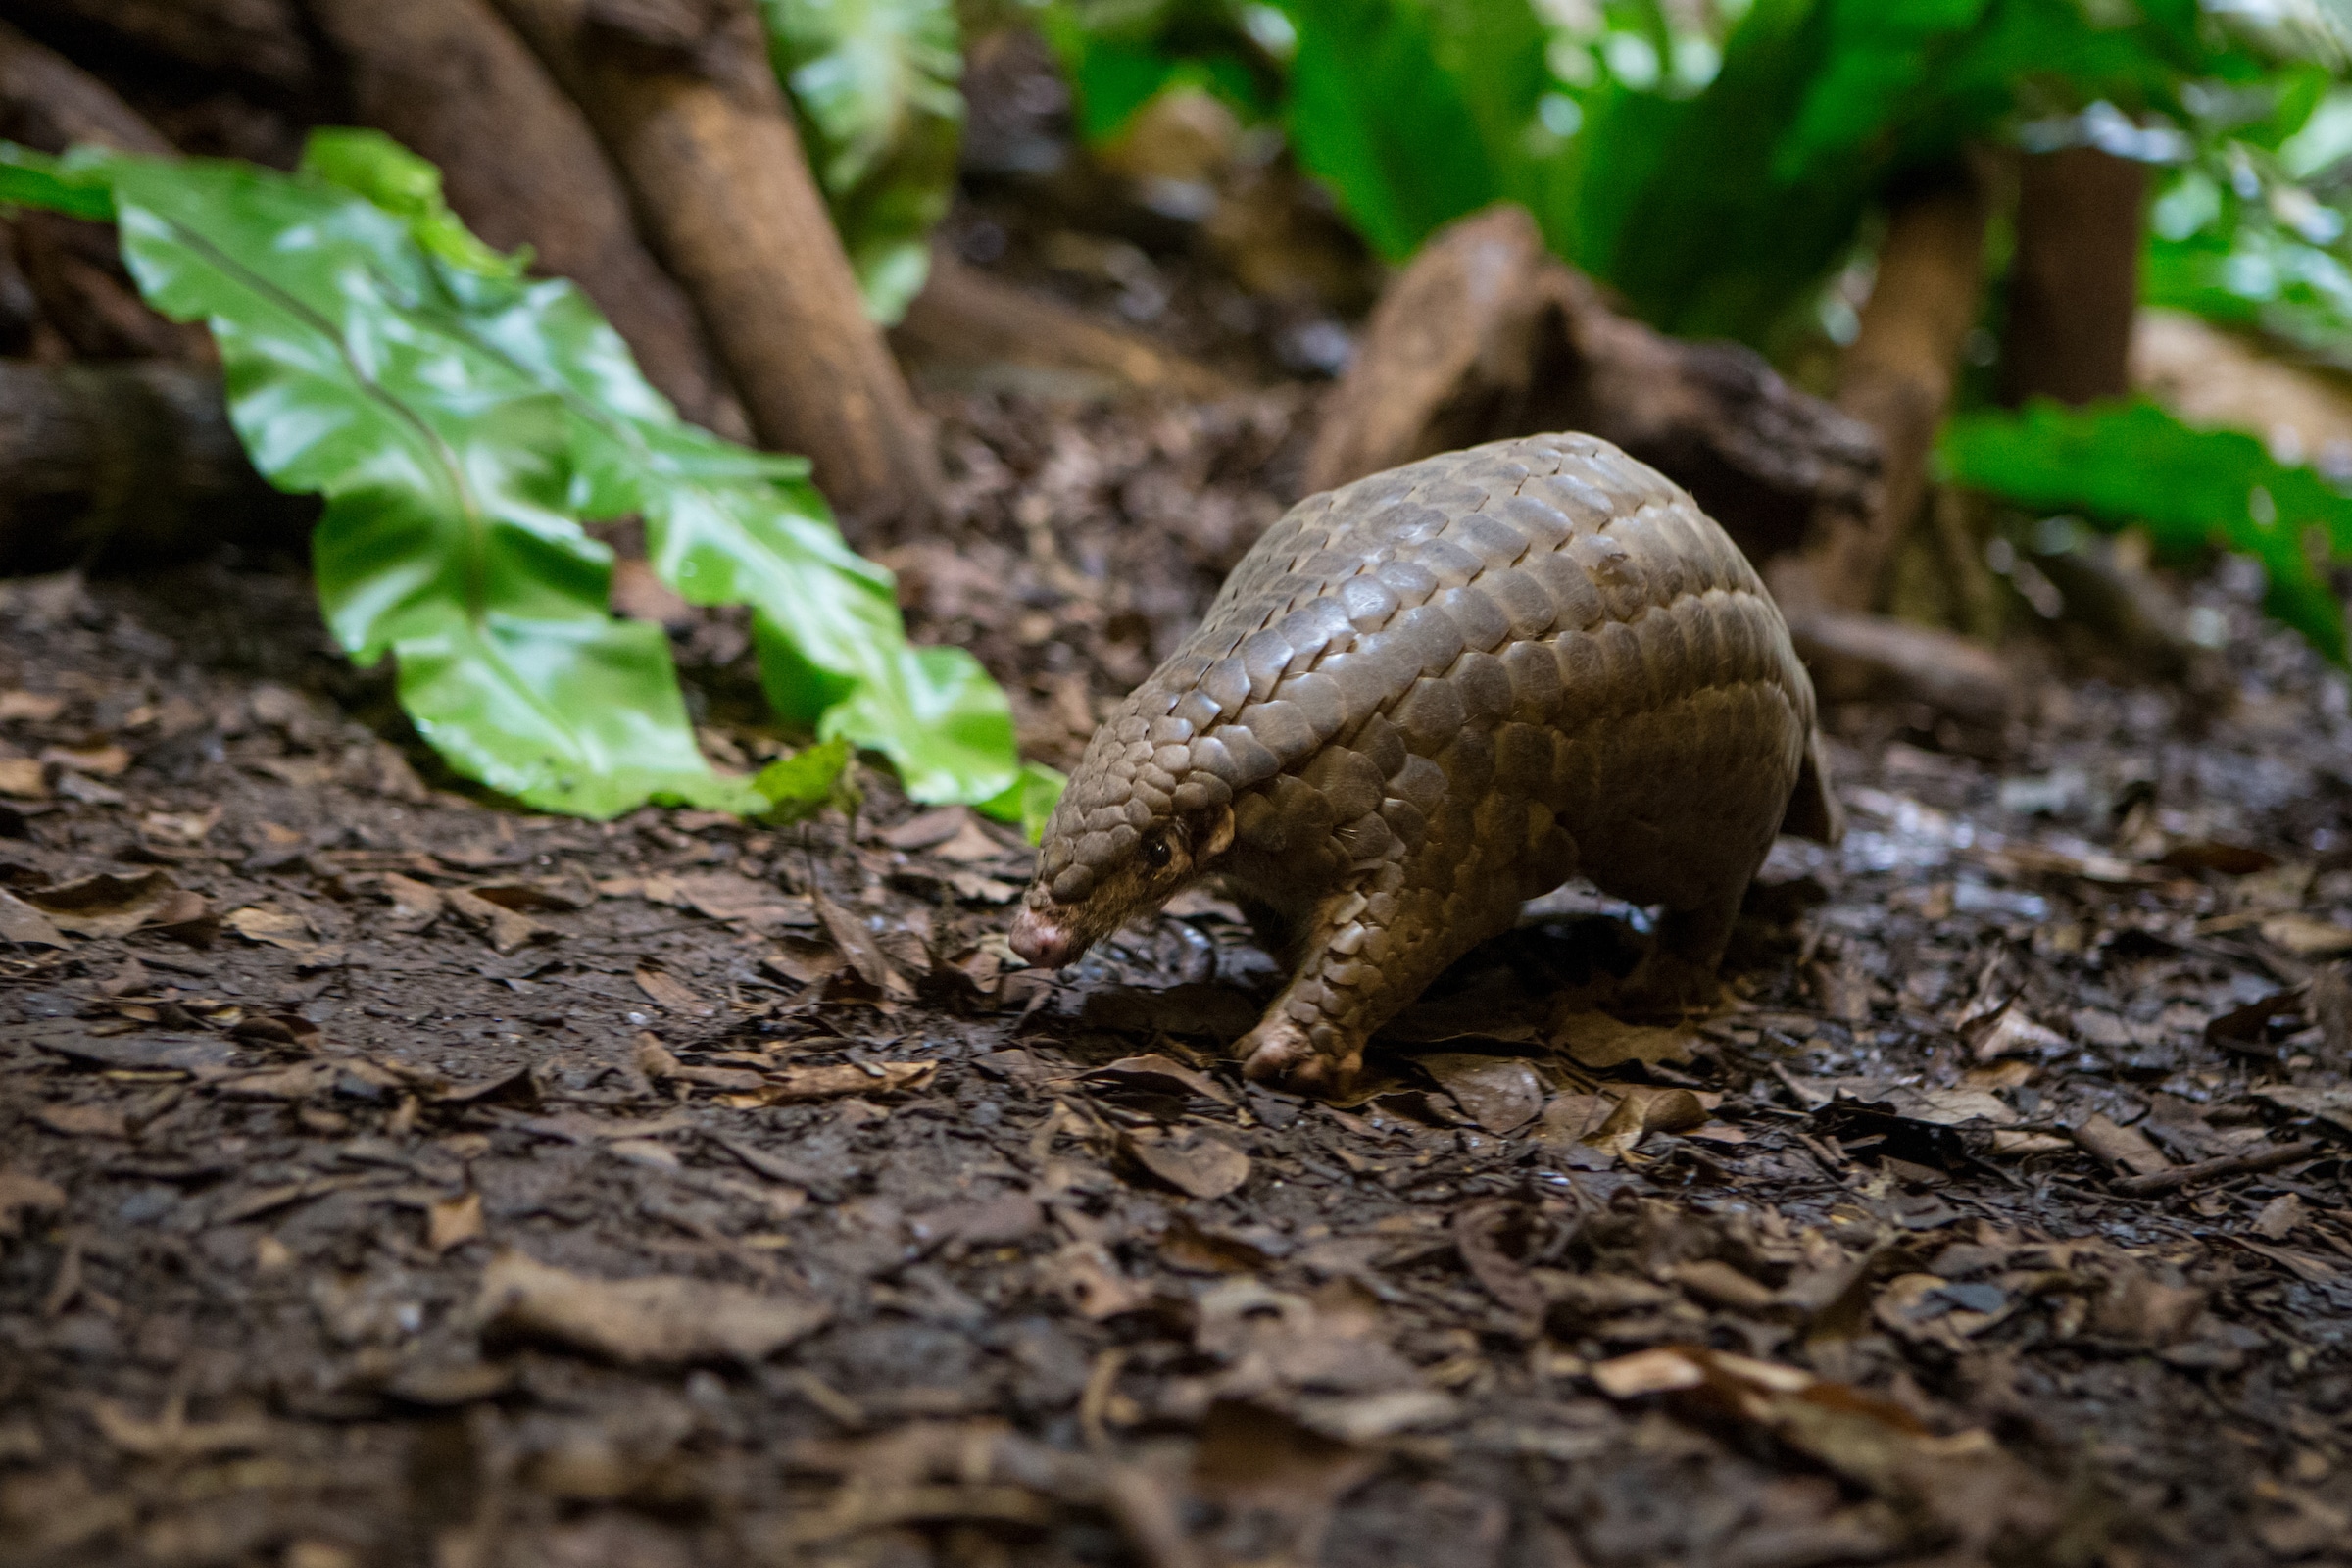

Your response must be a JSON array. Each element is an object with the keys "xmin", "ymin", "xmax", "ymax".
[
  {"xmin": 1039, "ymin": 0, "xmax": 2352, "ymax": 659},
  {"xmin": 760, "ymin": 0, "xmax": 966, "ymax": 323},
  {"xmin": 1943, "ymin": 399, "xmax": 2352, "ymax": 660}
]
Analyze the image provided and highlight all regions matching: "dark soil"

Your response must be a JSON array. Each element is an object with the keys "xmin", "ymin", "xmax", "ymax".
[{"xmin": 3, "ymin": 388, "xmax": 2351, "ymax": 1568}]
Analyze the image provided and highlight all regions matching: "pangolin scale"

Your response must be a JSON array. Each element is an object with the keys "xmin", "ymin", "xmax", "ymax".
[{"xmin": 1011, "ymin": 432, "xmax": 1839, "ymax": 1094}]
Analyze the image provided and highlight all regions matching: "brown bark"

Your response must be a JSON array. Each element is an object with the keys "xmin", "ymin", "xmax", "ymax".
[
  {"xmin": 299, "ymin": 0, "xmax": 746, "ymax": 436},
  {"xmin": 0, "ymin": 360, "xmax": 311, "ymax": 573},
  {"xmin": 894, "ymin": 253, "xmax": 1241, "ymax": 402},
  {"xmin": 1788, "ymin": 171, "xmax": 1991, "ymax": 613},
  {"xmin": 491, "ymin": 0, "xmax": 942, "ymax": 531},
  {"xmin": 1302, "ymin": 204, "xmax": 1880, "ymax": 565},
  {"xmin": 0, "ymin": 16, "xmax": 173, "ymax": 155},
  {"xmin": 3, "ymin": 0, "xmax": 318, "ymax": 93},
  {"xmin": 2001, "ymin": 146, "xmax": 2144, "ymax": 408},
  {"xmin": 1786, "ymin": 607, "xmax": 2015, "ymax": 733},
  {"xmin": 0, "ymin": 25, "xmax": 209, "ymax": 362}
]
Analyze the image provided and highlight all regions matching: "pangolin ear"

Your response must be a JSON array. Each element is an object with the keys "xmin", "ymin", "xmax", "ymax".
[{"xmin": 1199, "ymin": 805, "xmax": 1236, "ymax": 860}]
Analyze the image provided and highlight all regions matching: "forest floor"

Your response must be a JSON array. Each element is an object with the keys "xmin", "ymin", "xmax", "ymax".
[{"xmin": 4, "ymin": 386, "xmax": 2352, "ymax": 1568}]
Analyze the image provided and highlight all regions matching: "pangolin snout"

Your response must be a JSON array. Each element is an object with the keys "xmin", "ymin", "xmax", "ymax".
[{"xmin": 1008, "ymin": 905, "xmax": 1078, "ymax": 968}]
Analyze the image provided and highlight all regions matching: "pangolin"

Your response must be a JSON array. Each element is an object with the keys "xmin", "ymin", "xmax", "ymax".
[{"xmin": 1009, "ymin": 433, "xmax": 1839, "ymax": 1095}]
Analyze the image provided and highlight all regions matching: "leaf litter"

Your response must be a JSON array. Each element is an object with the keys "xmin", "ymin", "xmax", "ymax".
[{"xmin": 0, "ymin": 416, "xmax": 2350, "ymax": 1568}]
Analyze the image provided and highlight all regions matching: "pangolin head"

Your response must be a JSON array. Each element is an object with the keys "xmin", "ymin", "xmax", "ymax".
[{"xmin": 1008, "ymin": 702, "xmax": 1238, "ymax": 968}]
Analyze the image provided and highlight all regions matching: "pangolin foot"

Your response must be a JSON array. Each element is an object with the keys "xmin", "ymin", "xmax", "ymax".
[
  {"xmin": 1238, "ymin": 1019, "xmax": 1358, "ymax": 1098},
  {"xmin": 1615, "ymin": 953, "xmax": 1722, "ymax": 1021}
]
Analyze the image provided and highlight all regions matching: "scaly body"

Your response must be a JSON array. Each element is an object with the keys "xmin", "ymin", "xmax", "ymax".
[{"xmin": 1010, "ymin": 433, "xmax": 1838, "ymax": 1094}]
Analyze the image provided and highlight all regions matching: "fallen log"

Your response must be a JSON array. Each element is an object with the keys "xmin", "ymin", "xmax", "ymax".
[
  {"xmin": 1785, "ymin": 606, "xmax": 2016, "ymax": 734},
  {"xmin": 1301, "ymin": 204, "xmax": 1879, "ymax": 566},
  {"xmin": 492, "ymin": 0, "xmax": 942, "ymax": 531},
  {"xmin": 894, "ymin": 253, "xmax": 1241, "ymax": 402},
  {"xmin": 0, "ymin": 360, "xmax": 312, "ymax": 573},
  {"xmin": 0, "ymin": 23, "xmax": 210, "ymax": 363},
  {"xmin": 302, "ymin": 0, "xmax": 748, "ymax": 436}
]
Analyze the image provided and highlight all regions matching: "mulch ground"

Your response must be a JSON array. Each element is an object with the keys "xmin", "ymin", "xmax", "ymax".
[{"xmin": 3, "ymin": 391, "xmax": 2352, "ymax": 1568}]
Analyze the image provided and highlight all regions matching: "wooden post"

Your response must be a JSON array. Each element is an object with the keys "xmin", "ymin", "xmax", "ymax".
[{"xmin": 2001, "ymin": 145, "xmax": 2144, "ymax": 407}]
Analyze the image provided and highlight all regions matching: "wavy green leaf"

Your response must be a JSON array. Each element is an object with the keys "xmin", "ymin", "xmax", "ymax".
[
  {"xmin": 303, "ymin": 127, "xmax": 530, "ymax": 281},
  {"xmin": 753, "ymin": 735, "xmax": 856, "ymax": 824},
  {"xmin": 759, "ymin": 0, "xmax": 964, "ymax": 323},
  {"xmin": 1037, "ymin": 0, "xmax": 1286, "ymax": 143},
  {"xmin": 80, "ymin": 150, "xmax": 746, "ymax": 817},
  {"xmin": 2, "ymin": 133, "xmax": 1050, "ymax": 822},
  {"xmin": 1941, "ymin": 399, "xmax": 2350, "ymax": 663}
]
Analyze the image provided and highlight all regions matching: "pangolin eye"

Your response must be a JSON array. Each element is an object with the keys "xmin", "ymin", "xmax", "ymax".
[{"xmin": 1142, "ymin": 832, "xmax": 1173, "ymax": 870}]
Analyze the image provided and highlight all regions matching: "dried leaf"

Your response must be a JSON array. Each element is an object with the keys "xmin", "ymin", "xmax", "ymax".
[
  {"xmin": 1041, "ymin": 1239, "xmax": 1152, "ymax": 1319},
  {"xmin": 26, "ymin": 870, "xmax": 182, "ymax": 938},
  {"xmin": 0, "ymin": 690, "xmax": 65, "ymax": 722},
  {"xmin": 89, "ymin": 1398, "xmax": 270, "ymax": 1459},
  {"xmin": 879, "ymin": 806, "xmax": 967, "ymax": 849},
  {"xmin": 0, "ymin": 1168, "xmax": 66, "ymax": 1239},
  {"xmin": 1191, "ymin": 1397, "xmax": 1383, "ymax": 1536},
  {"xmin": 1583, "ymin": 1085, "xmax": 1709, "ymax": 1159},
  {"xmin": 465, "ymin": 877, "xmax": 593, "ymax": 912},
  {"xmin": 633, "ymin": 962, "xmax": 713, "ymax": 1016},
  {"xmin": 34, "ymin": 1103, "xmax": 127, "ymax": 1140},
  {"xmin": 812, "ymin": 889, "xmax": 913, "ymax": 999},
  {"xmin": 1452, "ymin": 1200, "xmax": 1544, "ymax": 1318},
  {"xmin": 906, "ymin": 1191, "xmax": 1042, "ymax": 1251},
  {"xmin": 933, "ymin": 819, "xmax": 1013, "ymax": 863},
  {"xmin": 2073, "ymin": 1112, "xmax": 2171, "ymax": 1177},
  {"xmin": 477, "ymin": 1251, "xmax": 827, "ymax": 1364},
  {"xmin": 2155, "ymin": 839, "xmax": 2278, "ymax": 875},
  {"xmin": 2262, "ymin": 913, "xmax": 2352, "ymax": 958},
  {"xmin": 444, "ymin": 886, "xmax": 554, "ymax": 954},
  {"xmin": 226, "ymin": 905, "xmax": 313, "ymax": 951},
  {"xmin": 428, "ymin": 1191, "xmax": 485, "ymax": 1253},
  {"xmin": 1081, "ymin": 1054, "xmax": 1235, "ymax": 1108},
  {"xmin": 2249, "ymin": 1084, "xmax": 2352, "ymax": 1135},
  {"xmin": 39, "ymin": 742, "xmax": 128, "ymax": 778},
  {"xmin": 378, "ymin": 872, "xmax": 444, "ymax": 932},
  {"xmin": 667, "ymin": 871, "xmax": 815, "ymax": 928},
  {"xmin": 0, "ymin": 891, "xmax": 67, "ymax": 948},
  {"xmin": 2255, "ymin": 1193, "xmax": 2306, "ymax": 1241},
  {"xmin": 735, "ymin": 1059, "xmax": 938, "ymax": 1103},
  {"xmin": 1418, "ymin": 1054, "xmax": 1544, "ymax": 1133},
  {"xmin": 1966, "ymin": 1004, "xmax": 2069, "ymax": 1061},
  {"xmin": 1158, "ymin": 1214, "xmax": 1276, "ymax": 1274},
  {"xmin": 1122, "ymin": 1125, "xmax": 1251, "ymax": 1200},
  {"xmin": 1553, "ymin": 1009, "xmax": 1698, "ymax": 1069},
  {"xmin": 0, "ymin": 757, "xmax": 47, "ymax": 799}
]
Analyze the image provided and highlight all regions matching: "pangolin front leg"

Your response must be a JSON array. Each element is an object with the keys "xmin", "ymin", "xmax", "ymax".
[{"xmin": 1238, "ymin": 788, "xmax": 1572, "ymax": 1093}]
